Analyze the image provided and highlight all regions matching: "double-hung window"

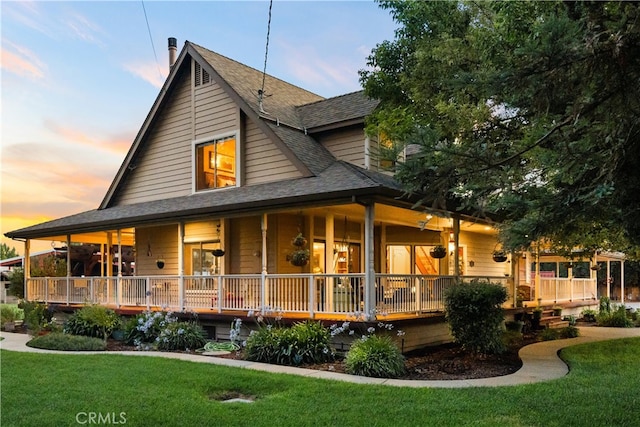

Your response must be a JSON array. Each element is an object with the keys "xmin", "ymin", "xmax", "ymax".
[{"xmin": 194, "ymin": 135, "xmax": 237, "ymax": 191}]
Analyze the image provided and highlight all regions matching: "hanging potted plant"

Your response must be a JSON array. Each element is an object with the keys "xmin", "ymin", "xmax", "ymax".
[
  {"xmin": 156, "ymin": 258, "xmax": 165, "ymax": 269},
  {"xmin": 492, "ymin": 250, "xmax": 508, "ymax": 263},
  {"xmin": 590, "ymin": 264, "xmax": 601, "ymax": 271},
  {"xmin": 292, "ymin": 233, "xmax": 307, "ymax": 248},
  {"xmin": 429, "ymin": 245, "xmax": 447, "ymax": 259},
  {"xmin": 289, "ymin": 249, "xmax": 310, "ymax": 267},
  {"xmin": 212, "ymin": 249, "xmax": 225, "ymax": 257}
]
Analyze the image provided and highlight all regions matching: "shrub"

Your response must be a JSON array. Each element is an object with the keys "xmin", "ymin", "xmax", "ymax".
[
  {"xmin": 597, "ymin": 305, "xmax": 634, "ymax": 328},
  {"xmin": 559, "ymin": 326, "xmax": 580, "ymax": 338},
  {"xmin": 26, "ymin": 333, "xmax": 106, "ymax": 351},
  {"xmin": 444, "ymin": 279, "xmax": 508, "ymax": 354},
  {"xmin": 64, "ymin": 305, "xmax": 121, "ymax": 341},
  {"xmin": 125, "ymin": 311, "xmax": 177, "ymax": 348},
  {"xmin": 156, "ymin": 321, "xmax": 207, "ymax": 351},
  {"xmin": 539, "ymin": 328, "xmax": 560, "ymax": 341},
  {"xmin": 505, "ymin": 320, "xmax": 524, "ymax": 332},
  {"xmin": 581, "ymin": 309, "xmax": 597, "ymax": 322},
  {"xmin": 599, "ymin": 296, "xmax": 612, "ymax": 314},
  {"xmin": 1, "ymin": 305, "xmax": 23, "ymax": 324},
  {"xmin": 502, "ymin": 330, "xmax": 523, "ymax": 350},
  {"xmin": 244, "ymin": 320, "xmax": 334, "ymax": 366},
  {"xmin": 18, "ymin": 301, "xmax": 52, "ymax": 334},
  {"xmin": 344, "ymin": 335, "xmax": 405, "ymax": 378}
]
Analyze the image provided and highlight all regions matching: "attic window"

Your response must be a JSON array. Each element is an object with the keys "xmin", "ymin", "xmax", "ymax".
[
  {"xmin": 194, "ymin": 61, "xmax": 211, "ymax": 87},
  {"xmin": 195, "ymin": 135, "xmax": 237, "ymax": 191}
]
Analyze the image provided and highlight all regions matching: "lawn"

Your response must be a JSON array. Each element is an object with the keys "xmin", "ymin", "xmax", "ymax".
[{"xmin": 1, "ymin": 337, "xmax": 638, "ymax": 427}]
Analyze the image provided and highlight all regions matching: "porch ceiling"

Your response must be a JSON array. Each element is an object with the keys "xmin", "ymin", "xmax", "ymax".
[{"xmin": 32, "ymin": 229, "xmax": 135, "ymax": 246}]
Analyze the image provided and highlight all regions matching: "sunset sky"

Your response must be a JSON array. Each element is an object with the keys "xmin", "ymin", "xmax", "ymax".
[{"xmin": 1, "ymin": 1, "xmax": 397, "ymax": 255}]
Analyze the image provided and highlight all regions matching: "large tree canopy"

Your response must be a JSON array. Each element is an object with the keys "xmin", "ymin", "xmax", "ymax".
[{"xmin": 361, "ymin": 1, "xmax": 640, "ymax": 256}]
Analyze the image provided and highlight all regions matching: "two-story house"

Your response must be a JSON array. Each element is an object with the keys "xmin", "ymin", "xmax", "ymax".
[{"xmin": 6, "ymin": 39, "xmax": 611, "ymax": 345}]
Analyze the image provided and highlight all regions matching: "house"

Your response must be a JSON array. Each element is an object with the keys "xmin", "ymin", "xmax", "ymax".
[{"xmin": 5, "ymin": 39, "xmax": 616, "ymax": 345}]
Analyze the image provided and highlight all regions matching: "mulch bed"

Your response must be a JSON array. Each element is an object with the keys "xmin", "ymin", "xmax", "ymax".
[{"xmin": 13, "ymin": 324, "xmax": 539, "ymax": 380}]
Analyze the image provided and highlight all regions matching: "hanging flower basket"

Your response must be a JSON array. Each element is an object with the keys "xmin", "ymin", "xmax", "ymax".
[
  {"xmin": 212, "ymin": 249, "xmax": 225, "ymax": 257},
  {"xmin": 429, "ymin": 245, "xmax": 447, "ymax": 259},
  {"xmin": 590, "ymin": 265, "xmax": 601, "ymax": 271},
  {"xmin": 492, "ymin": 251, "xmax": 508, "ymax": 263},
  {"xmin": 289, "ymin": 249, "xmax": 309, "ymax": 267},
  {"xmin": 156, "ymin": 259, "xmax": 165, "ymax": 269},
  {"xmin": 292, "ymin": 233, "xmax": 307, "ymax": 248}
]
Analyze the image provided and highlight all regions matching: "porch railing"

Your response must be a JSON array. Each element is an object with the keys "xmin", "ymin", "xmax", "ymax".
[
  {"xmin": 25, "ymin": 274, "xmax": 514, "ymax": 318},
  {"xmin": 538, "ymin": 278, "xmax": 597, "ymax": 303}
]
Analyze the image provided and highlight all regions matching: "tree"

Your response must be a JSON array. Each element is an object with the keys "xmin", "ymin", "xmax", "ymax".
[
  {"xmin": 360, "ymin": 1, "xmax": 640, "ymax": 255},
  {"xmin": 0, "ymin": 243, "xmax": 19, "ymax": 259},
  {"xmin": 8, "ymin": 267, "xmax": 24, "ymax": 299}
]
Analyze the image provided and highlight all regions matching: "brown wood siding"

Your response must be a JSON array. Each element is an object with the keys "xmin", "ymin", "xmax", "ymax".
[
  {"xmin": 135, "ymin": 225, "xmax": 179, "ymax": 275},
  {"xmin": 244, "ymin": 119, "xmax": 302, "ymax": 184},
  {"xmin": 228, "ymin": 216, "xmax": 263, "ymax": 274},
  {"xmin": 318, "ymin": 127, "xmax": 365, "ymax": 167},
  {"xmin": 194, "ymin": 81, "xmax": 237, "ymax": 139},
  {"xmin": 114, "ymin": 70, "xmax": 193, "ymax": 205}
]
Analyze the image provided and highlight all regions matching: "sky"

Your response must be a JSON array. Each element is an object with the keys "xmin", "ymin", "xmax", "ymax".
[{"xmin": 0, "ymin": 0, "xmax": 398, "ymax": 255}]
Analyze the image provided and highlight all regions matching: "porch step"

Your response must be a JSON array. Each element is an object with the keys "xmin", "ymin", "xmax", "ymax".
[{"xmin": 546, "ymin": 320, "xmax": 570, "ymax": 329}]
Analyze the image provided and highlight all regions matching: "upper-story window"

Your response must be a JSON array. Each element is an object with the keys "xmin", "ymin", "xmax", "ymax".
[{"xmin": 195, "ymin": 135, "xmax": 237, "ymax": 191}]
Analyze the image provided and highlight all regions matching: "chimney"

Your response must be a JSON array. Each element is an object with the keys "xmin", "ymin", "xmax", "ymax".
[{"xmin": 168, "ymin": 37, "xmax": 177, "ymax": 68}]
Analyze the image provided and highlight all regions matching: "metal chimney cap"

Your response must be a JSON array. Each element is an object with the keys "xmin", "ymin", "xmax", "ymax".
[{"xmin": 168, "ymin": 37, "xmax": 177, "ymax": 48}]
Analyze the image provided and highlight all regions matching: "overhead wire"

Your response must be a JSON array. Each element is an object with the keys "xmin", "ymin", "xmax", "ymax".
[
  {"xmin": 258, "ymin": 0, "xmax": 273, "ymax": 113},
  {"xmin": 141, "ymin": 0, "xmax": 163, "ymax": 83}
]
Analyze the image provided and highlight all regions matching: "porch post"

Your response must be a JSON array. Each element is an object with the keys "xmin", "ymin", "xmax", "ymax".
[
  {"xmin": 261, "ymin": 214, "xmax": 268, "ymax": 310},
  {"xmin": 178, "ymin": 222, "xmax": 185, "ymax": 310},
  {"xmin": 325, "ymin": 214, "xmax": 334, "ymax": 311},
  {"xmin": 453, "ymin": 217, "xmax": 460, "ymax": 277},
  {"xmin": 525, "ymin": 251, "xmax": 531, "ymax": 285},
  {"xmin": 606, "ymin": 260, "xmax": 611, "ymax": 299},
  {"xmin": 621, "ymin": 259, "xmax": 625, "ymax": 304},
  {"xmin": 533, "ymin": 243, "xmax": 542, "ymax": 306},
  {"xmin": 66, "ymin": 234, "xmax": 71, "ymax": 306},
  {"xmin": 117, "ymin": 230, "xmax": 122, "ymax": 308},
  {"xmin": 24, "ymin": 239, "xmax": 31, "ymax": 301},
  {"xmin": 364, "ymin": 203, "xmax": 375, "ymax": 317},
  {"xmin": 107, "ymin": 232, "xmax": 116, "ymax": 306}
]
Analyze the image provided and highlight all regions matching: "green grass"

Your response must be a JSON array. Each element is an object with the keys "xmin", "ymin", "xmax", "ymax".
[{"xmin": 1, "ymin": 338, "xmax": 639, "ymax": 427}]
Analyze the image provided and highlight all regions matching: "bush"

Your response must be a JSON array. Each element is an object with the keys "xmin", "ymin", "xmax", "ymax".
[
  {"xmin": 444, "ymin": 279, "xmax": 508, "ymax": 354},
  {"xmin": 124, "ymin": 310, "xmax": 206, "ymax": 351},
  {"xmin": 597, "ymin": 305, "xmax": 634, "ymax": 328},
  {"xmin": 156, "ymin": 321, "xmax": 207, "ymax": 351},
  {"xmin": 7, "ymin": 268, "xmax": 24, "ymax": 299},
  {"xmin": 502, "ymin": 330, "xmax": 523, "ymax": 350},
  {"xmin": 539, "ymin": 328, "xmax": 560, "ymax": 341},
  {"xmin": 505, "ymin": 320, "xmax": 524, "ymax": 332},
  {"xmin": 344, "ymin": 335, "xmax": 405, "ymax": 378},
  {"xmin": 559, "ymin": 326, "xmax": 580, "ymax": 338},
  {"xmin": 244, "ymin": 321, "xmax": 334, "ymax": 366},
  {"xmin": 26, "ymin": 333, "xmax": 106, "ymax": 351},
  {"xmin": 18, "ymin": 301, "xmax": 52, "ymax": 334},
  {"xmin": 581, "ymin": 309, "xmax": 597, "ymax": 322},
  {"xmin": 64, "ymin": 305, "xmax": 121, "ymax": 341},
  {"xmin": 1, "ymin": 305, "xmax": 23, "ymax": 324},
  {"xmin": 125, "ymin": 311, "xmax": 176, "ymax": 348}
]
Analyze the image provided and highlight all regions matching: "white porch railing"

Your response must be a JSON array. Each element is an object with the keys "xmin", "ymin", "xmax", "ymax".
[
  {"xmin": 537, "ymin": 278, "xmax": 597, "ymax": 303},
  {"xmin": 25, "ymin": 274, "xmax": 514, "ymax": 318}
]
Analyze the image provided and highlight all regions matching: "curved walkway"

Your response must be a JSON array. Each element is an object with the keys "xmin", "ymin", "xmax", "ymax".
[{"xmin": 1, "ymin": 326, "xmax": 639, "ymax": 388}]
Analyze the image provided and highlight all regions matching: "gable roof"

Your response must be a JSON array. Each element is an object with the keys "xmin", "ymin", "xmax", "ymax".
[
  {"xmin": 5, "ymin": 41, "xmax": 393, "ymax": 241},
  {"xmin": 297, "ymin": 91, "xmax": 380, "ymax": 132},
  {"xmin": 5, "ymin": 161, "xmax": 407, "ymax": 240}
]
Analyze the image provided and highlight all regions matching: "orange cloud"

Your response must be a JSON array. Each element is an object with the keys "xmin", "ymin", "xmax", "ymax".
[
  {"xmin": 0, "ymin": 43, "xmax": 46, "ymax": 80},
  {"xmin": 123, "ymin": 61, "xmax": 167, "ymax": 89},
  {"xmin": 43, "ymin": 119, "xmax": 134, "ymax": 154}
]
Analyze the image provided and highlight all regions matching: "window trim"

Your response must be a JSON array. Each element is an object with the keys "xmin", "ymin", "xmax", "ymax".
[{"xmin": 192, "ymin": 132, "xmax": 240, "ymax": 193}]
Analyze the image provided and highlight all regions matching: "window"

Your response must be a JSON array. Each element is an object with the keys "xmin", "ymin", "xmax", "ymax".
[{"xmin": 195, "ymin": 135, "xmax": 237, "ymax": 191}]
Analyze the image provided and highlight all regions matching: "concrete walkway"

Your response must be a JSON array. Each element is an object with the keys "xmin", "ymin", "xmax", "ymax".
[{"xmin": 1, "ymin": 326, "xmax": 638, "ymax": 388}]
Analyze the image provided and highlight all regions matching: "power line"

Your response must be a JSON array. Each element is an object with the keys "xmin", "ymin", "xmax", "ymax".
[
  {"xmin": 141, "ymin": 0, "xmax": 163, "ymax": 82},
  {"xmin": 258, "ymin": 0, "xmax": 273, "ymax": 113}
]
